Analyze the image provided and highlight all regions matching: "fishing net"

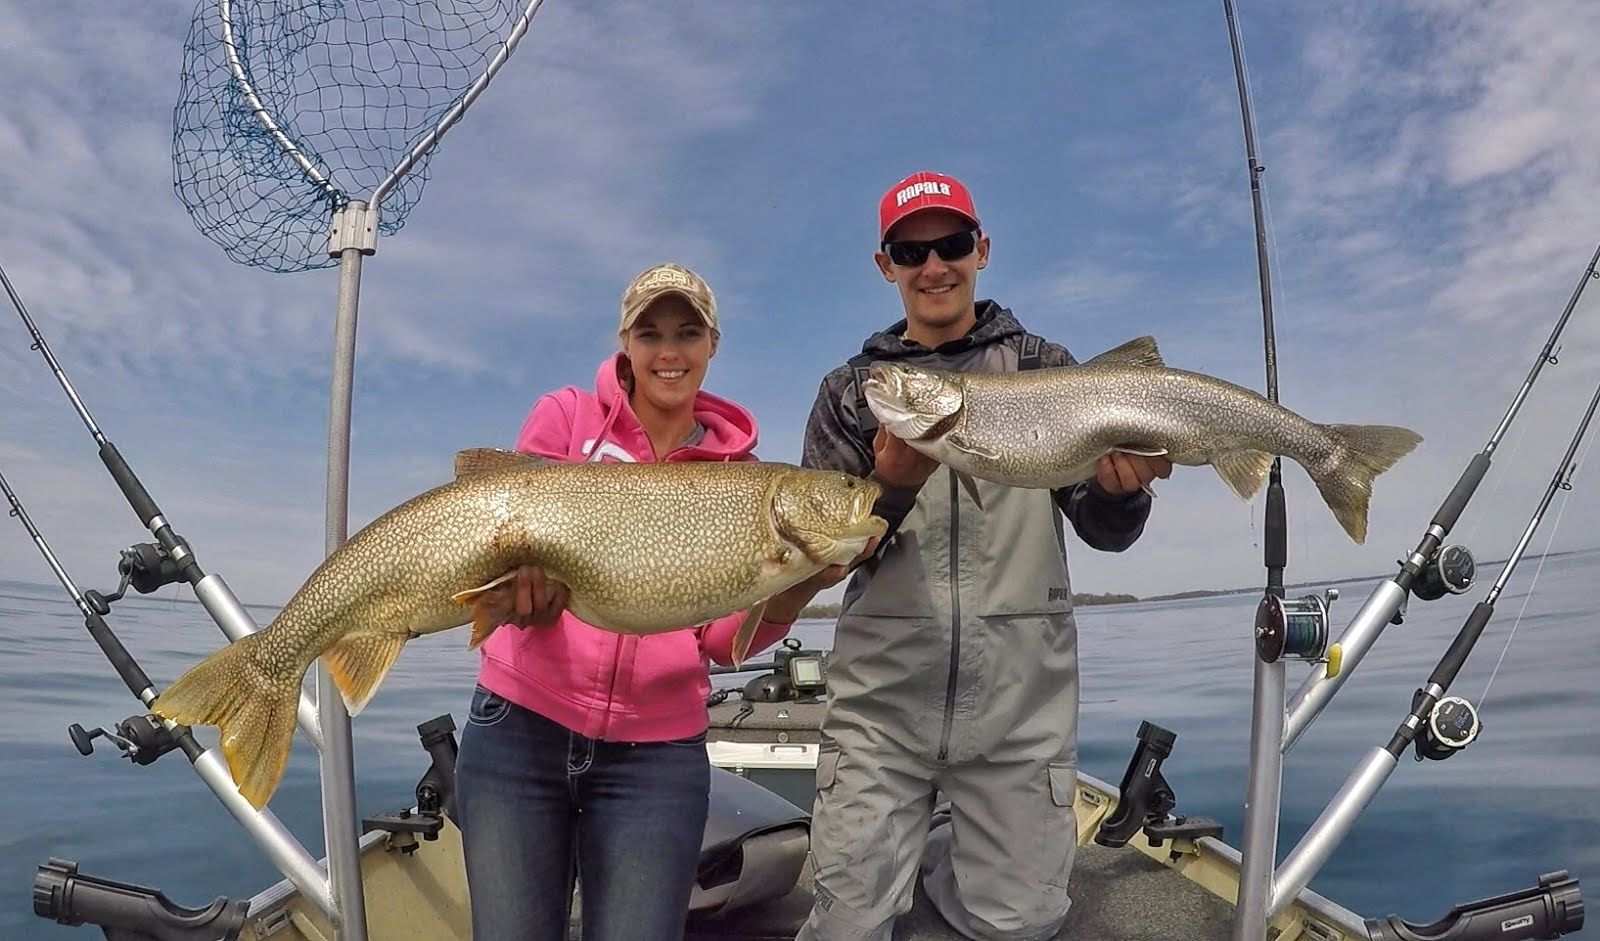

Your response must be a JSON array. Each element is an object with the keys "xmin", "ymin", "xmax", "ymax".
[{"xmin": 172, "ymin": 0, "xmax": 533, "ymax": 273}]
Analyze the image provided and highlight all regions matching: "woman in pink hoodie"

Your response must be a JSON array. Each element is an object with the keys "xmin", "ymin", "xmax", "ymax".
[{"xmin": 453, "ymin": 263, "xmax": 865, "ymax": 941}]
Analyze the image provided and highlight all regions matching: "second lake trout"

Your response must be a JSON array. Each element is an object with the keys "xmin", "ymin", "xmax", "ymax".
[{"xmin": 861, "ymin": 335, "xmax": 1421, "ymax": 544}]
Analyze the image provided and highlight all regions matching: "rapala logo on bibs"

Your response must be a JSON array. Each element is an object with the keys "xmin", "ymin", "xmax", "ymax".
[{"xmin": 896, "ymin": 180, "xmax": 952, "ymax": 206}]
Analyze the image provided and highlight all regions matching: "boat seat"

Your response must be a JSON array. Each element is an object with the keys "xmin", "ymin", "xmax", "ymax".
[{"xmin": 690, "ymin": 766, "xmax": 812, "ymax": 916}]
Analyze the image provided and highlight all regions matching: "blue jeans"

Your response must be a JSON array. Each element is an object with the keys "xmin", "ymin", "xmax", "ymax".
[{"xmin": 454, "ymin": 684, "xmax": 711, "ymax": 941}]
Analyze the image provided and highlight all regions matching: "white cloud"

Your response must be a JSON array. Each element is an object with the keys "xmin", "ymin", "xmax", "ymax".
[
  {"xmin": 1007, "ymin": 0, "xmax": 1600, "ymax": 599},
  {"xmin": 0, "ymin": 1, "xmax": 791, "ymax": 394},
  {"xmin": 0, "ymin": 0, "xmax": 793, "ymax": 604}
]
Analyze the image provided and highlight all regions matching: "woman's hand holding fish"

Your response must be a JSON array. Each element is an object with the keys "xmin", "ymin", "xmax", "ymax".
[
  {"xmin": 507, "ymin": 564, "xmax": 570, "ymax": 629},
  {"xmin": 759, "ymin": 535, "xmax": 883, "ymax": 625},
  {"xmin": 1095, "ymin": 452, "xmax": 1173, "ymax": 497}
]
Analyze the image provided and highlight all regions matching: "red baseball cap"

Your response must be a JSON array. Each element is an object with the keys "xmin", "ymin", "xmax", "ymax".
[{"xmin": 878, "ymin": 170, "xmax": 981, "ymax": 242}]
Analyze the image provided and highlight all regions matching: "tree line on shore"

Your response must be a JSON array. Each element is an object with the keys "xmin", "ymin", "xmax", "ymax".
[
  {"xmin": 792, "ymin": 552, "xmax": 1581, "ymax": 619},
  {"xmin": 797, "ymin": 591, "xmax": 1141, "ymax": 620}
]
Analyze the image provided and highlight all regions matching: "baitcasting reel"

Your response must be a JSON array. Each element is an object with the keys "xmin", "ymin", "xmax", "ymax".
[
  {"xmin": 1255, "ymin": 588, "xmax": 1341, "ymax": 675},
  {"xmin": 68, "ymin": 714, "xmax": 181, "ymax": 767},
  {"xmin": 81, "ymin": 541, "xmax": 191, "ymax": 615},
  {"xmin": 1414, "ymin": 694, "xmax": 1482, "ymax": 762},
  {"xmin": 1413, "ymin": 543, "xmax": 1477, "ymax": 602}
]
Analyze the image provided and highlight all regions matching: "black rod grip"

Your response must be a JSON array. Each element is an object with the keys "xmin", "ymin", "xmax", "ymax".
[
  {"xmin": 98, "ymin": 441, "xmax": 161, "ymax": 527},
  {"xmin": 1427, "ymin": 601, "xmax": 1495, "ymax": 691},
  {"xmin": 83, "ymin": 610, "xmax": 156, "ymax": 701},
  {"xmin": 1433, "ymin": 453, "xmax": 1492, "ymax": 533}
]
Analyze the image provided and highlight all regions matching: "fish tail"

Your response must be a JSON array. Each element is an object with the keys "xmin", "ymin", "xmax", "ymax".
[
  {"xmin": 1309, "ymin": 423, "xmax": 1424, "ymax": 544},
  {"xmin": 149, "ymin": 631, "xmax": 303, "ymax": 809}
]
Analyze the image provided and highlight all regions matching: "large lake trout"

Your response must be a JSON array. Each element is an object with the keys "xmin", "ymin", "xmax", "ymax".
[
  {"xmin": 861, "ymin": 335, "xmax": 1421, "ymax": 544},
  {"xmin": 151, "ymin": 449, "xmax": 885, "ymax": 808}
]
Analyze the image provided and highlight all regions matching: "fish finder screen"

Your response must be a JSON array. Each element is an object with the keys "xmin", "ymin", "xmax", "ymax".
[{"xmin": 790, "ymin": 657, "xmax": 823, "ymax": 687}]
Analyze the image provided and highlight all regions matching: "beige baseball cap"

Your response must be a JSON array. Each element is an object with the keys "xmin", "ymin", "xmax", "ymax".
[{"xmin": 618, "ymin": 263, "xmax": 719, "ymax": 336}]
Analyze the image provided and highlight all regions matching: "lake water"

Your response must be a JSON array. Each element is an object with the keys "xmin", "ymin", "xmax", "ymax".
[{"xmin": 2, "ymin": 548, "xmax": 1596, "ymax": 939}]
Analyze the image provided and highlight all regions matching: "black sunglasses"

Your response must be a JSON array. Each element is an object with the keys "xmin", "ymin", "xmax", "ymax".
[{"xmin": 882, "ymin": 229, "xmax": 979, "ymax": 267}]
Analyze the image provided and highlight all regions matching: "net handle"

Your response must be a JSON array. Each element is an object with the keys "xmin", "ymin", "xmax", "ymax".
[{"xmin": 217, "ymin": 0, "xmax": 338, "ymax": 199}]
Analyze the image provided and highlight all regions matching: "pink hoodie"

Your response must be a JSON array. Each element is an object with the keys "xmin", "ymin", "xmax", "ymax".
[{"xmin": 475, "ymin": 352, "xmax": 797, "ymax": 742}]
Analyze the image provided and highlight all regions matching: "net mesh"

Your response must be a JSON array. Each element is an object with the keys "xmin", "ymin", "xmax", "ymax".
[{"xmin": 172, "ymin": 0, "xmax": 527, "ymax": 273}]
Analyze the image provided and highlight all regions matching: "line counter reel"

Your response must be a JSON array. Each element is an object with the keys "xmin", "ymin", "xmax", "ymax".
[
  {"xmin": 1411, "ymin": 543, "xmax": 1478, "ymax": 601},
  {"xmin": 1254, "ymin": 543, "xmax": 1478, "ymax": 673},
  {"xmin": 1414, "ymin": 694, "xmax": 1483, "ymax": 762},
  {"xmin": 1255, "ymin": 588, "xmax": 1341, "ymax": 675}
]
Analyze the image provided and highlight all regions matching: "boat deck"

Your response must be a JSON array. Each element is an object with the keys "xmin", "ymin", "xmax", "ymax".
[
  {"xmin": 682, "ymin": 841, "xmax": 1238, "ymax": 941},
  {"xmin": 225, "ymin": 694, "xmax": 1370, "ymax": 941},
  {"xmin": 693, "ymin": 696, "xmax": 1241, "ymax": 941}
]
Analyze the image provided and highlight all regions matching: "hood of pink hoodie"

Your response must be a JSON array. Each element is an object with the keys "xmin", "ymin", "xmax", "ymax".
[{"xmin": 587, "ymin": 351, "xmax": 758, "ymax": 462}]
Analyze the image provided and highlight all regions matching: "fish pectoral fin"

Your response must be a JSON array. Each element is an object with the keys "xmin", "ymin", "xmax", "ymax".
[
  {"xmin": 955, "ymin": 470, "xmax": 985, "ymax": 509},
  {"xmin": 1113, "ymin": 444, "xmax": 1169, "ymax": 457},
  {"xmin": 453, "ymin": 573, "xmax": 517, "ymax": 648},
  {"xmin": 453, "ymin": 447, "xmax": 552, "ymax": 479},
  {"xmin": 731, "ymin": 600, "xmax": 768, "ymax": 668},
  {"xmin": 946, "ymin": 433, "xmax": 1000, "ymax": 460},
  {"xmin": 761, "ymin": 545, "xmax": 795, "ymax": 575},
  {"xmin": 322, "ymin": 632, "xmax": 410, "ymax": 717},
  {"xmin": 451, "ymin": 571, "xmax": 523, "ymax": 649},
  {"xmin": 450, "ymin": 570, "xmax": 521, "ymax": 607},
  {"xmin": 467, "ymin": 603, "xmax": 506, "ymax": 651},
  {"xmin": 1211, "ymin": 449, "xmax": 1275, "ymax": 502},
  {"xmin": 1085, "ymin": 336, "xmax": 1165, "ymax": 368}
]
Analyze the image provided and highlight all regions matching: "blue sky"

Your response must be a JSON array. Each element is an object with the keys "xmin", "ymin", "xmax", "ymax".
[{"xmin": 2, "ymin": 0, "xmax": 1599, "ymax": 609}]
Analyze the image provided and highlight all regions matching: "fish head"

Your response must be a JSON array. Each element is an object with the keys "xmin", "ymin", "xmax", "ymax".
[
  {"xmin": 769, "ymin": 469, "xmax": 888, "ymax": 566},
  {"xmin": 861, "ymin": 362, "xmax": 965, "ymax": 443}
]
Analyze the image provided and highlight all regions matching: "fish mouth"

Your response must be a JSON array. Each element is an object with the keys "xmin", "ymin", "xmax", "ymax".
[
  {"xmin": 852, "ymin": 480, "xmax": 886, "ymax": 534},
  {"xmin": 865, "ymin": 362, "xmax": 904, "ymax": 393},
  {"xmin": 861, "ymin": 365, "xmax": 959, "ymax": 442},
  {"xmin": 860, "ymin": 364, "xmax": 930, "ymax": 435}
]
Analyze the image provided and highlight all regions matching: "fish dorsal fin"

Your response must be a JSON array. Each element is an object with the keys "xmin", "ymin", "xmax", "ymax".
[
  {"xmin": 1085, "ymin": 336, "xmax": 1164, "ymax": 368},
  {"xmin": 454, "ymin": 447, "xmax": 551, "ymax": 479}
]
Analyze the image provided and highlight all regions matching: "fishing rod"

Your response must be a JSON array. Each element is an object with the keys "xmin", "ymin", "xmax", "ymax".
[
  {"xmin": 1226, "ymin": 226, "xmax": 1599, "ymax": 941},
  {"xmin": 1219, "ymin": 3, "xmax": 1295, "ymax": 934},
  {"xmin": 1226, "ymin": 227, "xmax": 1597, "ymax": 937},
  {"xmin": 1221, "ymin": 0, "xmax": 1287, "ymax": 602},
  {"xmin": 1214, "ymin": 4, "xmax": 1593, "ymax": 938},
  {"xmin": 0, "ymin": 467, "xmax": 336, "ymax": 925},
  {"xmin": 1261, "ymin": 363, "xmax": 1600, "ymax": 938},
  {"xmin": 0, "ymin": 258, "xmax": 323, "ymax": 753},
  {"xmin": 1276, "ymin": 240, "xmax": 1599, "ymax": 750}
]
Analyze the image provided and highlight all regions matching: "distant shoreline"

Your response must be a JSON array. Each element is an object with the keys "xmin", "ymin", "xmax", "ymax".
[{"xmin": 794, "ymin": 547, "xmax": 1593, "ymax": 619}]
